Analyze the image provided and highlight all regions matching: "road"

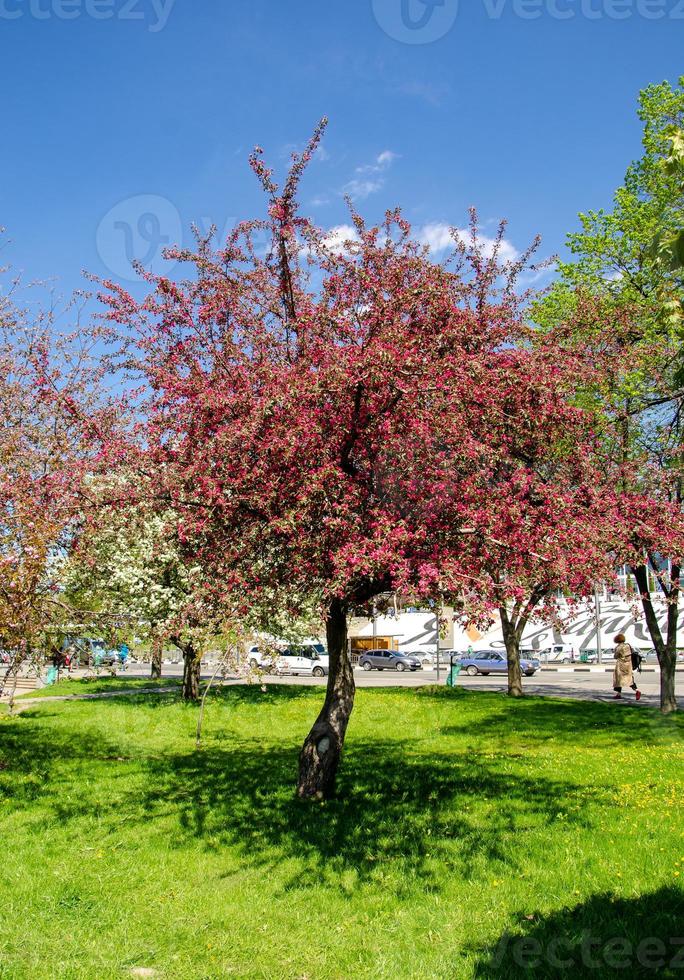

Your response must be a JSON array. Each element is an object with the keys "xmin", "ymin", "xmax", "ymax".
[{"xmin": 121, "ymin": 663, "xmax": 681, "ymax": 709}]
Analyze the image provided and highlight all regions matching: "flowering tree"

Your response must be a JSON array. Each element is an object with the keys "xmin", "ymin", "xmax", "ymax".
[
  {"xmin": 99, "ymin": 126, "xmax": 617, "ymax": 796},
  {"xmin": 536, "ymin": 80, "xmax": 684, "ymax": 713},
  {"xmin": 449, "ymin": 317, "xmax": 620, "ymax": 696},
  {"xmin": 0, "ymin": 270, "xmax": 109, "ymax": 698},
  {"xmin": 62, "ymin": 502, "xmax": 215, "ymax": 696}
]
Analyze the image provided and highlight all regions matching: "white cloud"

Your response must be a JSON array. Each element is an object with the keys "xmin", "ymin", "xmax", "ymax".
[
  {"xmin": 342, "ymin": 178, "xmax": 384, "ymax": 201},
  {"xmin": 419, "ymin": 222, "xmax": 519, "ymax": 264},
  {"xmin": 342, "ymin": 150, "xmax": 398, "ymax": 200},
  {"xmin": 355, "ymin": 150, "xmax": 398, "ymax": 176},
  {"xmin": 320, "ymin": 224, "xmax": 361, "ymax": 256},
  {"xmin": 375, "ymin": 150, "xmax": 398, "ymax": 168},
  {"xmin": 419, "ymin": 223, "xmax": 454, "ymax": 254}
]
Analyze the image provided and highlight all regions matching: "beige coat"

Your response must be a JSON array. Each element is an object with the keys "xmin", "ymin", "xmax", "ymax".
[{"xmin": 613, "ymin": 642, "xmax": 634, "ymax": 689}]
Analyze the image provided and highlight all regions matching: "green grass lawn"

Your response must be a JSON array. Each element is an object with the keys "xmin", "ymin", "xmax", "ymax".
[
  {"xmin": 16, "ymin": 676, "xmax": 183, "ymax": 699},
  {"xmin": 1, "ymin": 685, "xmax": 683, "ymax": 979}
]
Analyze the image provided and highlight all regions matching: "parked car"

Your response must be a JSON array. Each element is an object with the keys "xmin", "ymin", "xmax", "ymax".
[
  {"xmin": 455, "ymin": 650, "xmax": 538, "ymax": 677},
  {"xmin": 248, "ymin": 641, "xmax": 327, "ymax": 675},
  {"xmin": 247, "ymin": 645, "xmax": 278, "ymax": 670},
  {"xmin": 542, "ymin": 644, "xmax": 577, "ymax": 663},
  {"xmin": 358, "ymin": 649, "xmax": 423, "ymax": 672},
  {"xmin": 275, "ymin": 646, "xmax": 329, "ymax": 677},
  {"xmin": 422, "ymin": 649, "xmax": 456, "ymax": 666},
  {"xmin": 520, "ymin": 643, "xmax": 589, "ymax": 664}
]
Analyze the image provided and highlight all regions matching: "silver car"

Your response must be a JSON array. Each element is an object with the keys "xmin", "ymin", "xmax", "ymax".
[
  {"xmin": 358, "ymin": 649, "xmax": 423, "ymax": 672},
  {"xmin": 456, "ymin": 650, "xmax": 538, "ymax": 677}
]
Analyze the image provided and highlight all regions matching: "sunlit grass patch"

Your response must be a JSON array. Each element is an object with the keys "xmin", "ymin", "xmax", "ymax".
[{"xmin": 1, "ymin": 686, "xmax": 682, "ymax": 978}]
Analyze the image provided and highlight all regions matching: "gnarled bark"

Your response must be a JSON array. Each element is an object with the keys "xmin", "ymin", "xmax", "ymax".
[
  {"xmin": 632, "ymin": 562, "xmax": 679, "ymax": 714},
  {"xmin": 150, "ymin": 635, "xmax": 163, "ymax": 680},
  {"xmin": 500, "ymin": 606, "xmax": 523, "ymax": 698},
  {"xmin": 173, "ymin": 637, "xmax": 201, "ymax": 702},
  {"xmin": 499, "ymin": 587, "xmax": 548, "ymax": 698},
  {"xmin": 297, "ymin": 598, "xmax": 354, "ymax": 800}
]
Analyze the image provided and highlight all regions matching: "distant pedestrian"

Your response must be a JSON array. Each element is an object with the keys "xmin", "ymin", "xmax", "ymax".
[{"xmin": 612, "ymin": 633, "xmax": 641, "ymax": 701}]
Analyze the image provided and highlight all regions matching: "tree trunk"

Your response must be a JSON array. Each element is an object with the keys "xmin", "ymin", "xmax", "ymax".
[
  {"xmin": 500, "ymin": 607, "xmax": 523, "ymax": 698},
  {"xmin": 297, "ymin": 598, "xmax": 354, "ymax": 800},
  {"xmin": 180, "ymin": 643, "xmax": 201, "ymax": 702},
  {"xmin": 659, "ymin": 649, "xmax": 678, "ymax": 714},
  {"xmin": 1, "ymin": 649, "xmax": 23, "ymax": 702},
  {"xmin": 632, "ymin": 562, "xmax": 679, "ymax": 714},
  {"xmin": 150, "ymin": 635, "xmax": 163, "ymax": 680}
]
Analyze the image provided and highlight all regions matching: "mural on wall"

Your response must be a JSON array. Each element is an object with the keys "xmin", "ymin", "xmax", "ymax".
[{"xmin": 351, "ymin": 599, "xmax": 670, "ymax": 655}]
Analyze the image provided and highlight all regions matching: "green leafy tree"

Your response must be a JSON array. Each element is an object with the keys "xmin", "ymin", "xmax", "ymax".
[
  {"xmin": 651, "ymin": 125, "xmax": 684, "ymax": 329},
  {"xmin": 535, "ymin": 79, "xmax": 684, "ymax": 713}
]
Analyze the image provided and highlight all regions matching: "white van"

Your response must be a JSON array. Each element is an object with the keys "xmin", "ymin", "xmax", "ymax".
[
  {"xmin": 276, "ymin": 644, "xmax": 329, "ymax": 677},
  {"xmin": 247, "ymin": 645, "xmax": 277, "ymax": 670},
  {"xmin": 523, "ymin": 643, "xmax": 590, "ymax": 664},
  {"xmin": 247, "ymin": 641, "xmax": 328, "ymax": 676},
  {"xmin": 521, "ymin": 644, "xmax": 564, "ymax": 663}
]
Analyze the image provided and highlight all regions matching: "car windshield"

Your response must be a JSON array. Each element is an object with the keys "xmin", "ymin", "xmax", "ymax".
[{"xmin": 286, "ymin": 643, "xmax": 325, "ymax": 658}]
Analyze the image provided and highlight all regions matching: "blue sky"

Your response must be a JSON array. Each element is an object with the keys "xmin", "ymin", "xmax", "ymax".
[{"xmin": 1, "ymin": 0, "xmax": 682, "ymax": 297}]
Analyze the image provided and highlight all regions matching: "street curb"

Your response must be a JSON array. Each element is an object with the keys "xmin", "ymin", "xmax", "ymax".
[{"xmin": 539, "ymin": 666, "xmax": 682, "ymax": 674}]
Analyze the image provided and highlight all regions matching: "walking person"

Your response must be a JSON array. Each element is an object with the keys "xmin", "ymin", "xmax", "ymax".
[
  {"xmin": 65, "ymin": 643, "xmax": 77, "ymax": 673},
  {"xmin": 612, "ymin": 633, "xmax": 641, "ymax": 701}
]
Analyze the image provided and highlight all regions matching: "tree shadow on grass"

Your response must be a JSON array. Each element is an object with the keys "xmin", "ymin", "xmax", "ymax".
[
  {"xmin": 0, "ymin": 687, "xmax": 631, "ymax": 899},
  {"xmin": 1, "ymin": 705, "xmax": 609, "ymax": 896},
  {"xmin": 138, "ymin": 734, "xmax": 609, "ymax": 894},
  {"xmin": 209, "ymin": 682, "xmax": 323, "ymax": 706},
  {"xmin": 416, "ymin": 687, "xmax": 684, "ymax": 747},
  {"xmin": 471, "ymin": 887, "xmax": 684, "ymax": 978}
]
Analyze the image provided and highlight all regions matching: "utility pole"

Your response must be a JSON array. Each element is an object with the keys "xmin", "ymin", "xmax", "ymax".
[{"xmin": 594, "ymin": 584, "xmax": 603, "ymax": 665}]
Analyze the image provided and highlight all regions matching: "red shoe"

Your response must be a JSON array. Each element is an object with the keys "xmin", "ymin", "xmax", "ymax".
[
  {"xmin": 635, "ymin": 690, "xmax": 641, "ymax": 701},
  {"xmin": 612, "ymin": 694, "xmax": 622, "ymax": 699}
]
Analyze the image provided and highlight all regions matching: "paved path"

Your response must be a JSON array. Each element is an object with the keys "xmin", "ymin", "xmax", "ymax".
[
  {"xmin": 232, "ymin": 667, "xmax": 683, "ymax": 710},
  {"xmin": 3, "ymin": 686, "xmax": 179, "ymax": 712},
  {"xmin": 5, "ymin": 668, "xmax": 682, "ymax": 712}
]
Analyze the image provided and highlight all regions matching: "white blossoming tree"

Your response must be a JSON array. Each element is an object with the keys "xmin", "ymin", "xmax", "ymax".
[{"xmin": 62, "ymin": 508, "xmax": 233, "ymax": 700}]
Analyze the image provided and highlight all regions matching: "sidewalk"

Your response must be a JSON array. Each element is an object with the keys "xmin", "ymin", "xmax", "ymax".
[
  {"xmin": 3, "ymin": 685, "xmax": 180, "ymax": 713},
  {"xmin": 539, "ymin": 663, "xmax": 684, "ymax": 673}
]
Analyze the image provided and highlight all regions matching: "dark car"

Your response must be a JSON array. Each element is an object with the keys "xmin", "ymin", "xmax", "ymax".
[
  {"xmin": 454, "ymin": 650, "xmax": 538, "ymax": 677},
  {"xmin": 358, "ymin": 649, "xmax": 423, "ymax": 672}
]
